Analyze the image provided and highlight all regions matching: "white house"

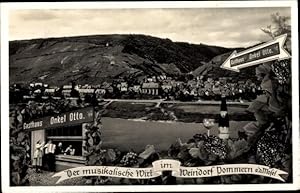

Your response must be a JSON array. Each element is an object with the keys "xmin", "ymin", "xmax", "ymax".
[
  {"xmin": 162, "ymin": 83, "xmax": 172, "ymax": 92},
  {"xmin": 141, "ymin": 82, "xmax": 160, "ymax": 95},
  {"xmin": 78, "ymin": 88, "xmax": 95, "ymax": 98},
  {"xmin": 120, "ymin": 82, "xmax": 128, "ymax": 92},
  {"xmin": 62, "ymin": 90, "xmax": 72, "ymax": 97},
  {"xmin": 95, "ymin": 88, "xmax": 106, "ymax": 95},
  {"xmin": 44, "ymin": 88, "xmax": 56, "ymax": 96},
  {"xmin": 63, "ymin": 85, "xmax": 73, "ymax": 90},
  {"xmin": 133, "ymin": 85, "xmax": 141, "ymax": 93}
]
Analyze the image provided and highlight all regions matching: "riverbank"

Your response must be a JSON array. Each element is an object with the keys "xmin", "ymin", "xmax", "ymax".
[{"xmin": 102, "ymin": 101, "xmax": 255, "ymax": 123}]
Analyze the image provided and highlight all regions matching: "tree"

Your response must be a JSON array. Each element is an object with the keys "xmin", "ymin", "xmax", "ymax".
[
  {"xmin": 261, "ymin": 12, "xmax": 291, "ymax": 40},
  {"xmin": 70, "ymin": 81, "xmax": 80, "ymax": 98},
  {"xmin": 241, "ymin": 13, "xmax": 292, "ymax": 176}
]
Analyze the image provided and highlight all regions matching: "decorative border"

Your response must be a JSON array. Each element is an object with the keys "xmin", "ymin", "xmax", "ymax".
[{"xmin": 1, "ymin": 1, "xmax": 299, "ymax": 192}]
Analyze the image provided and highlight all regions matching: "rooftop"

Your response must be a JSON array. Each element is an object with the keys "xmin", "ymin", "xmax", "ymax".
[{"xmin": 142, "ymin": 82, "xmax": 160, "ymax": 89}]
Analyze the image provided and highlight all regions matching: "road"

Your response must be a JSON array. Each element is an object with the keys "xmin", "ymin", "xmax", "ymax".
[{"xmin": 102, "ymin": 98, "xmax": 250, "ymax": 106}]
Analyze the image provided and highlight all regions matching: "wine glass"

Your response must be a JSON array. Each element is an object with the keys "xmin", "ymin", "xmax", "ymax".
[{"xmin": 203, "ymin": 118, "xmax": 215, "ymax": 136}]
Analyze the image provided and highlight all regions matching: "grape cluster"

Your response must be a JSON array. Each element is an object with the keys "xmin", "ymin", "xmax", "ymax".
[
  {"xmin": 256, "ymin": 132, "xmax": 284, "ymax": 167},
  {"xmin": 203, "ymin": 136, "xmax": 227, "ymax": 160},
  {"xmin": 193, "ymin": 133, "xmax": 208, "ymax": 142},
  {"xmin": 120, "ymin": 152, "xmax": 138, "ymax": 166},
  {"xmin": 272, "ymin": 60, "xmax": 290, "ymax": 85}
]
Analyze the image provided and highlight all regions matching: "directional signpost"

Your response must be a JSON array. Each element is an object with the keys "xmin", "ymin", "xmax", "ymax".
[{"xmin": 221, "ymin": 34, "xmax": 291, "ymax": 72}]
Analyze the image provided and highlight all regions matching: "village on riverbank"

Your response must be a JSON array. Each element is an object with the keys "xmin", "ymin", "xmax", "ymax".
[{"xmin": 10, "ymin": 73, "xmax": 262, "ymax": 103}]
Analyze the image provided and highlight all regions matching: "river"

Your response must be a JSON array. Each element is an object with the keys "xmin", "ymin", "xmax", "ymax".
[{"xmin": 101, "ymin": 117, "xmax": 249, "ymax": 152}]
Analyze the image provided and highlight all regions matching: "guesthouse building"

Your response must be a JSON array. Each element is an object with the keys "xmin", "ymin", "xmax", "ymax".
[{"xmin": 24, "ymin": 106, "xmax": 94, "ymax": 171}]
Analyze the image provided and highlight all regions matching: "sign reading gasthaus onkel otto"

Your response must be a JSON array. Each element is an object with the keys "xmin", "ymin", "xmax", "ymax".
[
  {"xmin": 23, "ymin": 107, "xmax": 94, "ymax": 130},
  {"xmin": 221, "ymin": 34, "xmax": 291, "ymax": 72}
]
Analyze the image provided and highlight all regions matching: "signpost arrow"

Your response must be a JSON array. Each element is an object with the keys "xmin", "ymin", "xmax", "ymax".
[{"xmin": 221, "ymin": 34, "xmax": 291, "ymax": 72}]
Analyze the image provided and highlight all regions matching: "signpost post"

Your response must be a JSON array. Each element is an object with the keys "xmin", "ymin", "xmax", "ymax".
[{"xmin": 221, "ymin": 34, "xmax": 291, "ymax": 72}]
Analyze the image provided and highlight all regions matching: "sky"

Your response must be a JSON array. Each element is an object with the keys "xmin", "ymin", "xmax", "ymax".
[{"xmin": 9, "ymin": 7, "xmax": 291, "ymax": 48}]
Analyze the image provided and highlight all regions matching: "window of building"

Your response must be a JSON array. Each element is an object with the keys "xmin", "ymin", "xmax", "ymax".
[{"xmin": 45, "ymin": 124, "xmax": 83, "ymax": 156}]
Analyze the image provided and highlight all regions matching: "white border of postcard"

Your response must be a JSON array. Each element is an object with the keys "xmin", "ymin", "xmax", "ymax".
[{"xmin": 1, "ymin": 1, "xmax": 299, "ymax": 192}]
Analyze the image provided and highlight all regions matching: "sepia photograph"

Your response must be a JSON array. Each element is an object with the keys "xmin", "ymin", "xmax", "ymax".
[{"xmin": 1, "ymin": 1, "xmax": 299, "ymax": 192}]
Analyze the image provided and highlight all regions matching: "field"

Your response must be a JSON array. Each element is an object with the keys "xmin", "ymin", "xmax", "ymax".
[{"xmin": 103, "ymin": 101, "xmax": 158, "ymax": 119}]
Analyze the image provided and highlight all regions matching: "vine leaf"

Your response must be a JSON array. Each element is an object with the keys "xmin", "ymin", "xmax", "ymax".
[{"xmin": 139, "ymin": 145, "xmax": 156, "ymax": 160}]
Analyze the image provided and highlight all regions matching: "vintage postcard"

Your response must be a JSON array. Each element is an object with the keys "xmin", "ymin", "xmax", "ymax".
[{"xmin": 1, "ymin": 1, "xmax": 299, "ymax": 192}]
